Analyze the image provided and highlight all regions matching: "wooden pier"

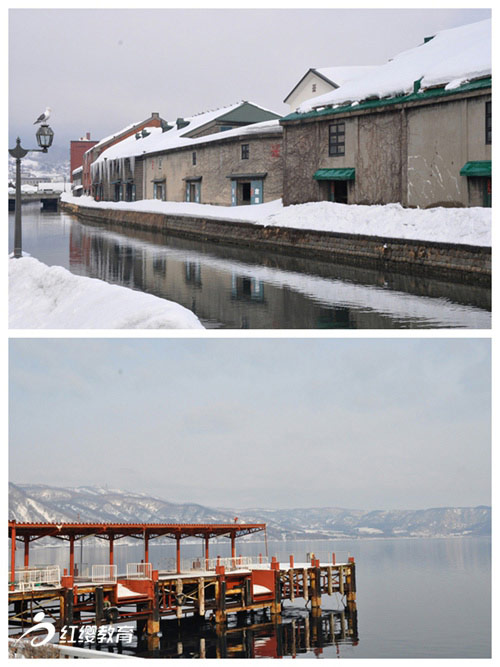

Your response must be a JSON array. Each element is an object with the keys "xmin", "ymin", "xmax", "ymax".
[{"xmin": 8, "ymin": 521, "xmax": 357, "ymax": 654}]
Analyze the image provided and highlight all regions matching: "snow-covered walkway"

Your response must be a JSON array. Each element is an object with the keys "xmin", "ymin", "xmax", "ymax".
[
  {"xmin": 61, "ymin": 194, "xmax": 491, "ymax": 248},
  {"xmin": 9, "ymin": 257, "xmax": 204, "ymax": 329}
]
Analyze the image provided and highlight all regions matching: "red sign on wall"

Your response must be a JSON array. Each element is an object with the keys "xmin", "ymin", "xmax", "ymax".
[{"xmin": 271, "ymin": 144, "xmax": 281, "ymax": 158}]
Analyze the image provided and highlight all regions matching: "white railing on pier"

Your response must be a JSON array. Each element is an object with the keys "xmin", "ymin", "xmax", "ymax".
[
  {"xmin": 126, "ymin": 562, "xmax": 152, "ymax": 579},
  {"xmin": 9, "ymin": 565, "xmax": 61, "ymax": 591},
  {"xmin": 91, "ymin": 564, "xmax": 117, "ymax": 584},
  {"xmin": 160, "ymin": 555, "xmax": 269, "ymax": 573}
]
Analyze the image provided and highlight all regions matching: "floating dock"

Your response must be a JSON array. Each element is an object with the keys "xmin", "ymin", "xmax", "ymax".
[{"xmin": 8, "ymin": 521, "xmax": 357, "ymax": 654}]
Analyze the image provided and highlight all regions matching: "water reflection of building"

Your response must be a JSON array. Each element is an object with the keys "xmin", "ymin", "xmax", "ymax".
[
  {"xmin": 136, "ymin": 608, "xmax": 358, "ymax": 658},
  {"xmin": 68, "ymin": 221, "xmax": 491, "ymax": 329},
  {"xmin": 69, "ymin": 225, "xmax": 359, "ymax": 328}
]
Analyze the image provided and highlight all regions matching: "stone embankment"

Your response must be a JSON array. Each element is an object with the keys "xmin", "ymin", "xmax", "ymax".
[{"xmin": 61, "ymin": 202, "xmax": 491, "ymax": 285}]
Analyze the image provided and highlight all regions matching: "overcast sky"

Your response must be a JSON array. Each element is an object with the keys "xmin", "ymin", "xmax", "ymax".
[
  {"xmin": 8, "ymin": 7, "xmax": 491, "ymax": 151},
  {"xmin": 9, "ymin": 338, "xmax": 491, "ymax": 511}
]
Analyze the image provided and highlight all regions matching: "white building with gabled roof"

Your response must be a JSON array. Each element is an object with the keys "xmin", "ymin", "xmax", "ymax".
[{"xmin": 283, "ymin": 66, "xmax": 376, "ymax": 111}]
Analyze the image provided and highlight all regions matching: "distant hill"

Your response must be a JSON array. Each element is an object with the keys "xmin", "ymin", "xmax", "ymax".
[{"xmin": 9, "ymin": 483, "xmax": 491, "ymax": 539}]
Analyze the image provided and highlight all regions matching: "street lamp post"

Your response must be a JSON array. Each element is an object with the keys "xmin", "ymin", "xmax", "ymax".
[{"xmin": 9, "ymin": 123, "xmax": 54, "ymax": 259}]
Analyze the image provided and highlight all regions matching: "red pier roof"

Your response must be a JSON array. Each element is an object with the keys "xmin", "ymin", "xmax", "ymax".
[{"xmin": 8, "ymin": 521, "xmax": 266, "ymax": 541}]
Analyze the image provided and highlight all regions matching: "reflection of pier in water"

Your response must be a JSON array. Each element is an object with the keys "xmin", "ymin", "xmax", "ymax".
[
  {"xmin": 68, "ymin": 218, "xmax": 491, "ymax": 329},
  {"xmin": 137, "ymin": 607, "xmax": 358, "ymax": 658}
]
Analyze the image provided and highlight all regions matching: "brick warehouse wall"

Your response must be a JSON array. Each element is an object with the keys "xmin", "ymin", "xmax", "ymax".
[{"xmin": 61, "ymin": 201, "xmax": 491, "ymax": 285}]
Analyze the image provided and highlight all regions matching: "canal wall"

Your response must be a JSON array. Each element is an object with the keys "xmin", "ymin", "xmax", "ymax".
[{"xmin": 61, "ymin": 202, "xmax": 491, "ymax": 285}]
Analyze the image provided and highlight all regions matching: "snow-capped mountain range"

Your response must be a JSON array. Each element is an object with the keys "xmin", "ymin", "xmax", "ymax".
[{"xmin": 9, "ymin": 483, "xmax": 490, "ymax": 539}]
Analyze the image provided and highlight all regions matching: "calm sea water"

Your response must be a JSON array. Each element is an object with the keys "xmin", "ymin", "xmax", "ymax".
[
  {"xmin": 9, "ymin": 204, "xmax": 491, "ymax": 329},
  {"xmin": 18, "ymin": 537, "xmax": 491, "ymax": 658}
]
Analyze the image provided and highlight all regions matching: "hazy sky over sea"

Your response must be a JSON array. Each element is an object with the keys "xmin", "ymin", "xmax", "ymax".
[
  {"xmin": 9, "ymin": 338, "xmax": 491, "ymax": 510},
  {"xmin": 8, "ymin": 7, "xmax": 491, "ymax": 150}
]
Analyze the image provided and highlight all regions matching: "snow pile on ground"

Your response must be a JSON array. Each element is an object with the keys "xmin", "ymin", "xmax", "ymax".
[
  {"xmin": 9, "ymin": 257, "xmax": 204, "ymax": 329},
  {"xmin": 61, "ymin": 194, "xmax": 491, "ymax": 247},
  {"xmin": 62, "ymin": 193, "xmax": 283, "ymax": 223},
  {"xmin": 298, "ymin": 19, "xmax": 491, "ymax": 112},
  {"xmin": 262, "ymin": 201, "xmax": 491, "ymax": 247}
]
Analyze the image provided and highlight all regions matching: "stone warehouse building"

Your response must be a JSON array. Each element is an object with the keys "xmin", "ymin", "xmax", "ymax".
[
  {"xmin": 91, "ymin": 102, "xmax": 282, "ymax": 206},
  {"xmin": 83, "ymin": 112, "xmax": 167, "ymax": 197},
  {"xmin": 280, "ymin": 19, "xmax": 491, "ymax": 209},
  {"xmin": 143, "ymin": 121, "xmax": 283, "ymax": 206}
]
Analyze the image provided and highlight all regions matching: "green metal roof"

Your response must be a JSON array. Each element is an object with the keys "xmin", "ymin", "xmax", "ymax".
[
  {"xmin": 282, "ymin": 77, "xmax": 491, "ymax": 123},
  {"xmin": 218, "ymin": 102, "xmax": 282, "ymax": 123},
  {"xmin": 313, "ymin": 168, "xmax": 355, "ymax": 180},
  {"xmin": 460, "ymin": 161, "xmax": 491, "ymax": 177}
]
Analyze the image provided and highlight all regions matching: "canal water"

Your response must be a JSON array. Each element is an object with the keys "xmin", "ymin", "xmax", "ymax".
[
  {"xmin": 17, "ymin": 537, "xmax": 491, "ymax": 659},
  {"xmin": 9, "ymin": 204, "xmax": 491, "ymax": 328}
]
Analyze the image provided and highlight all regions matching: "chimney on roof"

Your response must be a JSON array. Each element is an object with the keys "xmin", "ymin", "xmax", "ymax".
[
  {"xmin": 161, "ymin": 120, "xmax": 173, "ymax": 133},
  {"xmin": 176, "ymin": 118, "xmax": 190, "ymax": 130},
  {"xmin": 86, "ymin": 132, "xmax": 91, "ymax": 140}
]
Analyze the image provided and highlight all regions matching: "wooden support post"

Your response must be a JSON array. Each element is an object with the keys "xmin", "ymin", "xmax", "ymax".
[
  {"xmin": 176, "ymin": 534, "xmax": 181, "ymax": 574},
  {"xmin": 347, "ymin": 560, "xmax": 357, "ymax": 607},
  {"xmin": 95, "ymin": 587, "xmax": 104, "ymax": 626},
  {"xmin": 311, "ymin": 566, "xmax": 321, "ymax": 610},
  {"xmin": 144, "ymin": 534, "xmax": 149, "ymax": 564},
  {"xmin": 270, "ymin": 568, "xmax": 281, "ymax": 616},
  {"xmin": 69, "ymin": 535, "xmax": 75, "ymax": 578},
  {"xmin": 176, "ymin": 578, "xmax": 183, "ymax": 620},
  {"xmin": 231, "ymin": 532, "xmax": 236, "ymax": 560},
  {"xmin": 10, "ymin": 524, "xmax": 16, "ymax": 590},
  {"xmin": 339, "ymin": 565, "xmax": 344, "ymax": 596},
  {"xmin": 332, "ymin": 552, "xmax": 336, "ymax": 565},
  {"xmin": 109, "ymin": 535, "xmax": 114, "ymax": 565},
  {"xmin": 147, "ymin": 581, "xmax": 160, "ymax": 635},
  {"xmin": 205, "ymin": 535, "xmax": 210, "ymax": 569},
  {"xmin": 64, "ymin": 588, "xmax": 74, "ymax": 627},
  {"xmin": 327, "ymin": 567, "xmax": 333, "ymax": 596},
  {"xmin": 59, "ymin": 589, "xmax": 73, "ymax": 642},
  {"xmin": 215, "ymin": 577, "xmax": 226, "ymax": 624},
  {"xmin": 24, "ymin": 536, "xmax": 29, "ymax": 568},
  {"xmin": 199, "ymin": 637, "xmax": 206, "ymax": 659},
  {"xmin": 245, "ymin": 577, "xmax": 252, "ymax": 606},
  {"xmin": 289, "ymin": 569, "xmax": 295, "ymax": 602},
  {"xmin": 198, "ymin": 577, "xmax": 205, "ymax": 616},
  {"xmin": 303, "ymin": 569, "xmax": 309, "ymax": 601}
]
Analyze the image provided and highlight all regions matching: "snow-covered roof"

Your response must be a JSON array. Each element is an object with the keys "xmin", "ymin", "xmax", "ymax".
[
  {"xmin": 86, "ymin": 120, "xmax": 146, "ymax": 154},
  {"xmin": 314, "ymin": 66, "xmax": 377, "ymax": 87},
  {"xmin": 297, "ymin": 18, "xmax": 491, "ymax": 113},
  {"xmin": 93, "ymin": 106, "xmax": 282, "ymax": 165}
]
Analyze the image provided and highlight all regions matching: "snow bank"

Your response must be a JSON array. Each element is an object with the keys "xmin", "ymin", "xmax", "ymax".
[
  {"xmin": 298, "ymin": 19, "xmax": 491, "ymax": 112},
  {"xmin": 263, "ymin": 201, "xmax": 491, "ymax": 247},
  {"xmin": 61, "ymin": 194, "xmax": 491, "ymax": 247},
  {"xmin": 9, "ymin": 257, "xmax": 204, "ymax": 329}
]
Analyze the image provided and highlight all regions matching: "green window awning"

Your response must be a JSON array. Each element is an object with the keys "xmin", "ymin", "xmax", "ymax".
[
  {"xmin": 460, "ymin": 161, "xmax": 491, "ymax": 177},
  {"xmin": 313, "ymin": 168, "xmax": 355, "ymax": 181}
]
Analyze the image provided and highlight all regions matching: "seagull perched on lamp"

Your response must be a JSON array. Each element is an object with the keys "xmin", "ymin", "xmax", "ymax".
[{"xmin": 33, "ymin": 107, "xmax": 52, "ymax": 124}]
